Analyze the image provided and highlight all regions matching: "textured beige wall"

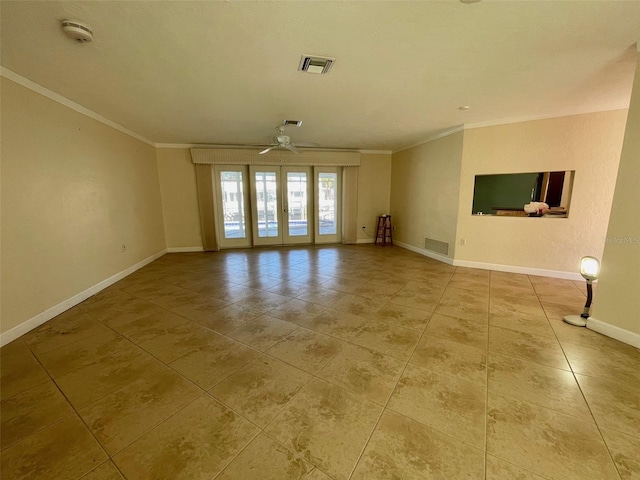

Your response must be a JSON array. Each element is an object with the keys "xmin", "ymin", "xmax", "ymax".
[
  {"xmin": 390, "ymin": 132, "xmax": 464, "ymax": 257},
  {"xmin": 1, "ymin": 78, "xmax": 166, "ymax": 334},
  {"xmin": 454, "ymin": 110, "xmax": 627, "ymax": 273},
  {"xmin": 591, "ymin": 52, "xmax": 640, "ymax": 336},
  {"xmin": 156, "ymin": 148, "xmax": 203, "ymax": 249},
  {"xmin": 357, "ymin": 154, "xmax": 392, "ymax": 241}
]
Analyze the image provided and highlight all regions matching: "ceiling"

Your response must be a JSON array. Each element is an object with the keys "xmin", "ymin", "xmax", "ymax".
[{"xmin": 1, "ymin": 1, "xmax": 639, "ymax": 152}]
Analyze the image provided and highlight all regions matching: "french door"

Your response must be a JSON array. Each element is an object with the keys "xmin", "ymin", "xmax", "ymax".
[
  {"xmin": 250, "ymin": 166, "xmax": 313, "ymax": 246},
  {"xmin": 214, "ymin": 165, "xmax": 340, "ymax": 248},
  {"xmin": 315, "ymin": 168, "xmax": 341, "ymax": 244},
  {"xmin": 214, "ymin": 165, "xmax": 252, "ymax": 249}
]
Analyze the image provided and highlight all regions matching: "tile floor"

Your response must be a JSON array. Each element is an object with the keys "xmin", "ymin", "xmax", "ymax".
[{"xmin": 1, "ymin": 245, "xmax": 639, "ymax": 479}]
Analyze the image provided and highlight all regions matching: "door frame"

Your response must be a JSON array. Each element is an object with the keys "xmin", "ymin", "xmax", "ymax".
[
  {"xmin": 249, "ymin": 166, "xmax": 282, "ymax": 246},
  {"xmin": 213, "ymin": 165, "xmax": 252, "ymax": 249},
  {"xmin": 248, "ymin": 166, "xmax": 314, "ymax": 246},
  {"xmin": 314, "ymin": 167, "xmax": 342, "ymax": 244},
  {"xmin": 282, "ymin": 166, "xmax": 313, "ymax": 245}
]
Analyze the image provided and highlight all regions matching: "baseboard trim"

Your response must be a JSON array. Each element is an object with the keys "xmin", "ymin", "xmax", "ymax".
[
  {"xmin": 0, "ymin": 249, "xmax": 167, "ymax": 347},
  {"xmin": 394, "ymin": 242, "xmax": 583, "ymax": 280},
  {"xmin": 167, "ymin": 246, "xmax": 205, "ymax": 253},
  {"xmin": 394, "ymin": 240, "xmax": 455, "ymax": 265},
  {"xmin": 452, "ymin": 259, "xmax": 583, "ymax": 281},
  {"xmin": 356, "ymin": 238, "xmax": 375, "ymax": 244},
  {"xmin": 587, "ymin": 317, "xmax": 640, "ymax": 349}
]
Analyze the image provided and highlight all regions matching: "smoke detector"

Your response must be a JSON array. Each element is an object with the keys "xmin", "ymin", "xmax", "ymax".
[
  {"xmin": 298, "ymin": 55, "xmax": 335, "ymax": 74},
  {"xmin": 61, "ymin": 19, "xmax": 93, "ymax": 43}
]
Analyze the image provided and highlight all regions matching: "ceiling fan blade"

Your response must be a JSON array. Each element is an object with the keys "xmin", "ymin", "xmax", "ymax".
[
  {"xmin": 285, "ymin": 145, "xmax": 300, "ymax": 154},
  {"xmin": 259, "ymin": 146, "xmax": 277, "ymax": 155},
  {"xmin": 293, "ymin": 142, "xmax": 319, "ymax": 147}
]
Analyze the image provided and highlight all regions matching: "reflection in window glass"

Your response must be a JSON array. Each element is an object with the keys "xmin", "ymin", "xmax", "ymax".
[
  {"xmin": 318, "ymin": 173, "xmax": 337, "ymax": 235},
  {"xmin": 472, "ymin": 171, "xmax": 573, "ymax": 217},
  {"xmin": 287, "ymin": 172, "xmax": 308, "ymax": 236},
  {"xmin": 255, "ymin": 172, "xmax": 279, "ymax": 237},
  {"xmin": 220, "ymin": 171, "xmax": 247, "ymax": 239}
]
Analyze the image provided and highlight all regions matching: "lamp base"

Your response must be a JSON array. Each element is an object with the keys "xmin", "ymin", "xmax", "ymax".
[{"xmin": 563, "ymin": 315, "xmax": 587, "ymax": 327}]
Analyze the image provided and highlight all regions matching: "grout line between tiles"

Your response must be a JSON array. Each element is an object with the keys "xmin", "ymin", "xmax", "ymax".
[
  {"xmin": 531, "ymin": 273, "xmax": 624, "ymax": 480},
  {"xmin": 484, "ymin": 271, "xmax": 494, "ymax": 480},
  {"xmin": 31, "ymin": 315, "xmax": 226, "ymax": 465},
  {"xmin": 77, "ymin": 459, "xmax": 123, "ymax": 480},
  {"xmin": 0, "ymin": 411, "xmax": 76, "ymax": 454},
  {"xmin": 485, "ymin": 454, "xmax": 555, "ymax": 480},
  {"xmin": 9, "ymin": 246, "xmax": 633, "ymax": 480},
  {"xmin": 345, "ymin": 269, "xmax": 451, "ymax": 480},
  {"xmin": 569, "ymin": 372, "xmax": 625, "ymax": 480},
  {"xmin": 27, "ymin": 349, "xmax": 115, "ymax": 477}
]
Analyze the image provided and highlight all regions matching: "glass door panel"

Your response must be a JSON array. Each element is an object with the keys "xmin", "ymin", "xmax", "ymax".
[
  {"xmin": 315, "ymin": 168, "xmax": 341, "ymax": 243},
  {"xmin": 255, "ymin": 171, "xmax": 279, "ymax": 238},
  {"xmin": 250, "ymin": 167, "xmax": 282, "ymax": 245},
  {"xmin": 283, "ymin": 167, "xmax": 312, "ymax": 244},
  {"xmin": 249, "ymin": 166, "xmax": 313, "ymax": 246},
  {"xmin": 221, "ymin": 171, "xmax": 247, "ymax": 239},
  {"xmin": 214, "ymin": 165, "xmax": 251, "ymax": 248}
]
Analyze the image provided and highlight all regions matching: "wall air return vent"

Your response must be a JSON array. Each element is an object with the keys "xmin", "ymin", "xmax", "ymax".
[
  {"xmin": 424, "ymin": 237, "xmax": 450, "ymax": 256},
  {"xmin": 298, "ymin": 55, "xmax": 335, "ymax": 74}
]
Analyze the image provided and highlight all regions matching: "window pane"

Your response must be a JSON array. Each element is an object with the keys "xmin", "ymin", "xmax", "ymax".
[
  {"xmin": 287, "ymin": 172, "xmax": 308, "ymax": 236},
  {"xmin": 255, "ymin": 171, "xmax": 279, "ymax": 237},
  {"xmin": 220, "ymin": 171, "xmax": 247, "ymax": 239},
  {"xmin": 318, "ymin": 172, "xmax": 337, "ymax": 235}
]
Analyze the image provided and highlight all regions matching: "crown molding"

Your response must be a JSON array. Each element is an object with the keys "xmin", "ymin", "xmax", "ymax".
[
  {"xmin": 155, "ymin": 143, "xmax": 203, "ymax": 149},
  {"xmin": 4, "ymin": 65, "xmax": 628, "ymax": 155},
  {"xmin": 392, "ymin": 105, "xmax": 629, "ymax": 155},
  {"xmin": 463, "ymin": 107, "xmax": 628, "ymax": 131},
  {"xmin": 393, "ymin": 125, "xmax": 464, "ymax": 154},
  {"xmin": 0, "ymin": 67, "xmax": 156, "ymax": 147}
]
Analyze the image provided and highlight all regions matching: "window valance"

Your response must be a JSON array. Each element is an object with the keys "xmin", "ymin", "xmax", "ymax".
[{"xmin": 190, "ymin": 148, "xmax": 361, "ymax": 166}]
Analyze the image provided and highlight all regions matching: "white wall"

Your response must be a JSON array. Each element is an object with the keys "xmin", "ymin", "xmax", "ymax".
[
  {"xmin": 357, "ymin": 153, "xmax": 392, "ymax": 242},
  {"xmin": 156, "ymin": 148, "xmax": 203, "ymax": 250},
  {"xmin": 1, "ymin": 77, "xmax": 166, "ymax": 336},
  {"xmin": 591, "ymin": 51, "xmax": 640, "ymax": 344},
  {"xmin": 390, "ymin": 132, "xmax": 464, "ymax": 258},
  {"xmin": 454, "ymin": 110, "xmax": 627, "ymax": 274}
]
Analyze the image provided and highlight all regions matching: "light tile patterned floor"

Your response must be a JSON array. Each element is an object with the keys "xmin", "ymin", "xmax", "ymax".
[{"xmin": 1, "ymin": 245, "xmax": 639, "ymax": 479}]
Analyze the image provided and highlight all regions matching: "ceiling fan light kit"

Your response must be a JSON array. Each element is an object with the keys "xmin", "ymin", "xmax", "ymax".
[{"xmin": 258, "ymin": 122, "xmax": 318, "ymax": 155}]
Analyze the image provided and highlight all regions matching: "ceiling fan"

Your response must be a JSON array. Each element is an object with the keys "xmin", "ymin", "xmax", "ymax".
[{"xmin": 258, "ymin": 124, "xmax": 318, "ymax": 155}]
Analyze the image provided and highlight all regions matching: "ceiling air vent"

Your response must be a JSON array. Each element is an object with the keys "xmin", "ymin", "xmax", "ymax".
[{"xmin": 298, "ymin": 55, "xmax": 335, "ymax": 74}]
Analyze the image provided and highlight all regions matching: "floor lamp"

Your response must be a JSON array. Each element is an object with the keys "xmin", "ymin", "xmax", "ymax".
[{"xmin": 563, "ymin": 256, "xmax": 600, "ymax": 327}]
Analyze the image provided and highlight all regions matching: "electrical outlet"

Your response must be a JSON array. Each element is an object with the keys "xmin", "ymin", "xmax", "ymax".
[
  {"xmin": 460, "ymin": 238, "xmax": 467, "ymax": 246},
  {"xmin": 121, "ymin": 244, "xmax": 127, "ymax": 253}
]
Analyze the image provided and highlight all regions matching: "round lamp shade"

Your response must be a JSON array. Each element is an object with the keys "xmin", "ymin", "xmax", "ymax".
[{"xmin": 580, "ymin": 256, "xmax": 600, "ymax": 281}]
